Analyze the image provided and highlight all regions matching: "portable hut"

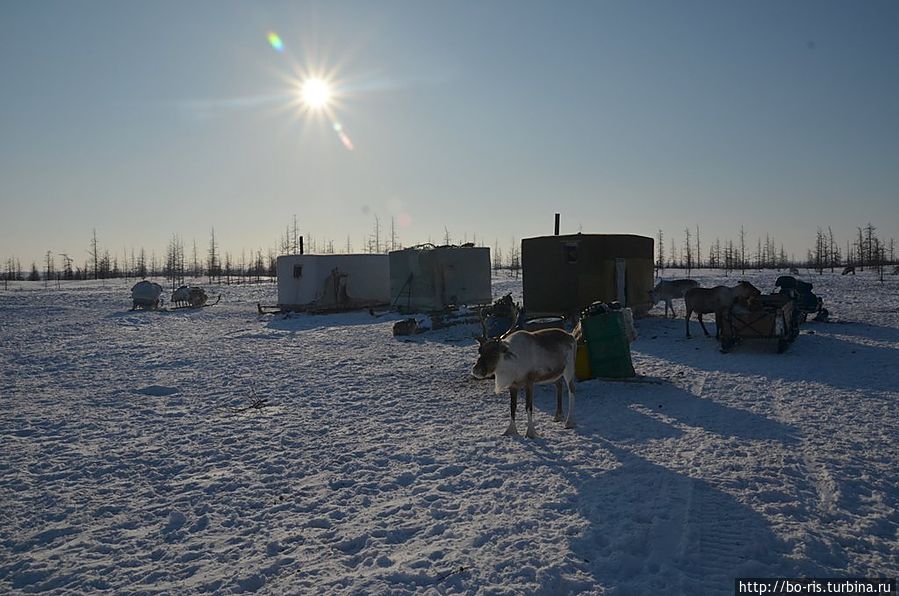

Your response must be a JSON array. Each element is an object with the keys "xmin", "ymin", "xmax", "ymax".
[
  {"xmin": 522, "ymin": 234, "xmax": 654, "ymax": 317},
  {"xmin": 276, "ymin": 254, "xmax": 390, "ymax": 312},
  {"xmin": 389, "ymin": 245, "xmax": 492, "ymax": 312}
]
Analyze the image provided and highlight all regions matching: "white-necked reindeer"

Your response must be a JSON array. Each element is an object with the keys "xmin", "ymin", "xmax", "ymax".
[
  {"xmin": 471, "ymin": 307, "xmax": 577, "ymax": 438},
  {"xmin": 650, "ymin": 279, "xmax": 699, "ymax": 318},
  {"xmin": 684, "ymin": 281, "xmax": 761, "ymax": 338}
]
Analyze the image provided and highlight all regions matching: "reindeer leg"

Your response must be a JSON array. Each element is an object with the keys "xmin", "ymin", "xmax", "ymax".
[
  {"xmin": 564, "ymin": 377, "xmax": 576, "ymax": 429},
  {"xmin": 553, "ymin": 379, "xmax": 564, "ymax": 422},
  {"xmin": 685, "ymin": 309, "xmax": 692, "ymax": 338},
  {"xmin": 698, "ymin": 313, "xmax": 710, "ymax": 336},
  {"xmin": 503, "ymin": 387, "xmax": 519, "ymax": 437},
  {"xmin": 525, "ymin": 384, "xmax": 538, "ymax": 439}
]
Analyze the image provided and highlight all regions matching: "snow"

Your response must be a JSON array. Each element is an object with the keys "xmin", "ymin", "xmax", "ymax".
[{"xmin": 1, "ymin": 271, "xmax": 897, "ymax": 594}]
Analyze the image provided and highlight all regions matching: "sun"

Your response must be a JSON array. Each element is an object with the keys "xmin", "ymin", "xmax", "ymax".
[{"xmin": 300, "ymin": 78, "xmax": 332, "ymax": 110}]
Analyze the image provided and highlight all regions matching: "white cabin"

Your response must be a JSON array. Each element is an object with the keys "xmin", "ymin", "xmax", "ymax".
[
  {"xmin": 389, "ymin": 245, "xmax": 492, "ymax": 312},
  {"xmin": 276, "ymin": 254, "xmax": 390, "ymax": 312}
]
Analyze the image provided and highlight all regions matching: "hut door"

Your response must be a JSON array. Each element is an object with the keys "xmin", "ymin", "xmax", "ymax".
[{"xmin": 615, "ymin": 258, "xmax": 627, "ymax": 305}]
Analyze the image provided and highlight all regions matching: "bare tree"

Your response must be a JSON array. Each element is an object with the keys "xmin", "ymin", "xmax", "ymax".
[
  {"xmin": 755, "ymin": 237, "xmax": 762, "ymax": 270},
  {"xmin": 856, "ymin": 227, "xmax": 865, "ymax": 270},
  {"xmin": 864, "ymin": 222, "xmax": 876, "ymax": 269},
  {"xmin": 27, "ymin": 262, "xmax": 40, "ymax": 281},
  {"xmin": 708, "ymin": 237, "xmax": 721, "ymax": 269},
  {"xmin": 137, "ymin": 248, "xmax": 147, "ymax": 279},
  {"xmin": 371, "ymin": 215, "xmax": 382, "ymax": 253},
  {"xmin": 208, "ymin": 227, "xmax": 220, "ymax": 282},
  {"xmin": 508, "ymin": 237, "xmax": 520, "ymax": 277},
  {"xmin": 192, "ymin": 239, "xmax": 200, "ymax": 278},
  {"xmin": 390, "ymin": 217, "xmax": 397, "ymax": 252},
  {"xmin": 89, "ymin": 229, "xmax": 100, "ymax": 280},
  {"xmin": 827, "ymin": 227, "xmax": 840, "ymax": 271},
  {"xmin": 738, "ymin": 226, "xmax": 746, "ymax": 274},
  {"xmin": 683, "ymin": 227, "xmax": 693, "ymax": 275},
  {"xmin": 813, "ymin": 227, "xmax": 825, "ymax": 274},
  {"xmin": 44, "ymin": 251, "xmax": 54, "ymax": 288},
  {"xmin": 694, "ymin": 225, "xmax": 701, "ymax": 269},
  {"xmin": 165, "ymin": 234, "xmax": 185, "ymax": 290},
  {"xmin": 655, "ymin": 229, "xmax": 665, "ymax": 275}
]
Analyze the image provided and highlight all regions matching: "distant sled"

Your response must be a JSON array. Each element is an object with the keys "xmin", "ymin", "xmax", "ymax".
[
  {"xmin": 169, "ymin": 285, "xmax": 219, "ymax": 309},
  {"xmin": 168, "ymin": 294, "xmax": 221, "ymax": 310}
]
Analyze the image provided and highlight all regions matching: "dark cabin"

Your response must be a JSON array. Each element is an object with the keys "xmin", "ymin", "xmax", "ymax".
[{"xmin": 522, "ymin": 234, "xmax": 654, "ymax": 318}]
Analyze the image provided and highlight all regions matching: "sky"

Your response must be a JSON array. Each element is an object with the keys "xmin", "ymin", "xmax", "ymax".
[{"xmin": 1, "ymin": 1, "xmax": 898, "ymax": 269}]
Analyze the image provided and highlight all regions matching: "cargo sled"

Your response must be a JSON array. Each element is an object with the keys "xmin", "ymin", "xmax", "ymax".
[
  {"xmin": 719, "ymin": 294, "xmax": 800, "ymax": 353},
  {"xmin": 170, "ymin": 285, "xmax": 219, "ymax": 309}
]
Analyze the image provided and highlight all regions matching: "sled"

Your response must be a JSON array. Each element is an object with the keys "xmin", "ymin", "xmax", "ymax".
[
  {"xmin": 169, "ymin": 295, "xmax": 221, "ymax": 310},
  {"xmin": 720, "ymin": 294, "xmax": 800, "ymax": 353}
]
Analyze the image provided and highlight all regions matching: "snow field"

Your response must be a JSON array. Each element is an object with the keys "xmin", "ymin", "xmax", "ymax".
[{"xmin": 0, "ymin": 271, "xmax": 897, "ymax": 594}]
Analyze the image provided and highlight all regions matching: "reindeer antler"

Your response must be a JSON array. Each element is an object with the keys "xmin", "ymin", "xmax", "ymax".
[
  {"xmin": 476, "ymin": 307, "xmax": 489, "ymax": 341},
  {"xmin": 499, "ymin": 302, "xmax": 522, "ymax": 339}
]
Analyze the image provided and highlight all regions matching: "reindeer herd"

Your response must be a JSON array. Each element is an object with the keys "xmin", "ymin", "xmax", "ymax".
[{"xmin": 471, "ymin": 278, "xmax": 763, "ymax": 439}]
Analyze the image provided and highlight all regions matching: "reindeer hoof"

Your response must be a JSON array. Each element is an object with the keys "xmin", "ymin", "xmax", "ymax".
[
  {"xmin": 502, "ymin": 422, "xmax": 519, "ymax": 437},
  {"xmin": 525, "ymin": 425, "xmax": 539, "ymax": 439},
  {"xmin": 553, "ymin": 414, "xmax": 563, "ymax": 423},
  {"xmin": 564, "ymin": 419, "xmax": 576, "ymax": 429}
]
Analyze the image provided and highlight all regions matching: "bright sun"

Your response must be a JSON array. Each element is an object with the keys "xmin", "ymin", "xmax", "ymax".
[{"xmin": 300, "ymin": 78, "xmax": 332, "ymax": 110}]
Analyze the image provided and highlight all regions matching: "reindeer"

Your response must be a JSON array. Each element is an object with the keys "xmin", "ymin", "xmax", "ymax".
[
  {"xmin": 650, "ymin": 279, "xmax": 700, "ymax": 318},
  {"xmin": 684, "ymin": 281, "xmax": 761, "ymax": 338},
  {"xmin": 841, "ymin": 266, "xmax": 855, "ymax": 275},
  {"xmin": 471, "ymin": 307, "xmax": 577, "ymax": 438}
]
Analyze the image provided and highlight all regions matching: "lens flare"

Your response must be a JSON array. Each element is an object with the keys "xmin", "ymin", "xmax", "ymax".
[
  {"xmin": 333, "ymin": 121, "xmax": 355, "ymax": 150},
  {"xmin": 267, "ymin": 32, "xmax": 284, "ymax": 52}
]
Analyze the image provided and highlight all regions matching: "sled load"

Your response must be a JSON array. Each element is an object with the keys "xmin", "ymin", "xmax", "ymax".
[
  {"xmin": 774, "ymin": 276, "xmax": 827, "ymax": 322},
  {"xmin": 131, "ymin": 281, "xmax": 164, "ymax": 310},
  {"xmin": 719, "ymin": 293, "xmax": 800, "ymax": 354},
  {"xmin": 719, "ymin": 276, "xmax": 828, "ymax": 353},
  {"xmin": 171, "ymin": 285, "xmax": 210, "ymax": 308}
]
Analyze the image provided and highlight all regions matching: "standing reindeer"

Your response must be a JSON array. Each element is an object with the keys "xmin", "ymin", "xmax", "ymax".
[
  {"xmin": 471, "ymin": 306, "xmax": 577, "ymax": 438},
  {"xmin": 684, "ymin": 281, "xmax": 761, "ymax": 338},
  {"xmin": 650, "ymin": 279, "xmax": 699, "ymax": 318}
]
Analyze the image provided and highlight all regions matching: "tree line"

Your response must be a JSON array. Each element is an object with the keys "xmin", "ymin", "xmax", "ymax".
[
  {"xmin": 3, "ymin": 221, "xmax": 896, "ymax": 287},
  {"xmin": 654, "ymin": 223, "xmax": 895, "ymax": 277}
]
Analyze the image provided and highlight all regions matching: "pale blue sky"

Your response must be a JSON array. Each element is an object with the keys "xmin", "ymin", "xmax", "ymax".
[{"xmin": 2, "ymin": 1, "xmax": 897, "ymax": 268}]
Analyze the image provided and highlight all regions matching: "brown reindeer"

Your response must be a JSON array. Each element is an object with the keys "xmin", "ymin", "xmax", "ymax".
[{"xmin": 684, "ymin": 281, "xmax": 761, "ymax": 338}]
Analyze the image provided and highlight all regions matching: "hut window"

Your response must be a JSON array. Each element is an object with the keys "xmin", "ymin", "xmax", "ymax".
[
  {"xmin": 293, "ymin": 265, "xmax": 303, "ymax": 278},
  {"xmin": 563, "ymin": 242, "xmax": 579, "ymax": 263}
]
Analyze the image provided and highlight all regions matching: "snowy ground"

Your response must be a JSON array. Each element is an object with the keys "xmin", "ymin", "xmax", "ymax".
[{"xmin": 1, "ymin": 270, "xmax": 896, "ymax": 594}]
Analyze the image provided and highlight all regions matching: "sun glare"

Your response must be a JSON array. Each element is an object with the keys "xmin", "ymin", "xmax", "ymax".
[{"xmin": 300, "ymin": 78, "xmax": 332, "ymax": 110}]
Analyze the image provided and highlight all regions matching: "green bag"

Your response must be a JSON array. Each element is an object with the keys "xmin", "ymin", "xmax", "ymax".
[{"xmin": 582, "ymin": 311, "xmax": 636, "ymax": 378}]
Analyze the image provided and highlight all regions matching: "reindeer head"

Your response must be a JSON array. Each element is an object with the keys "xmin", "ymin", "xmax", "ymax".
[
  {"xmin": 735, "ymin": 281, "xmax": 762, "ymax": 300},
  {"xmin": 471, "ymin": 336, "xmax": 514, "ymax": 379}
]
